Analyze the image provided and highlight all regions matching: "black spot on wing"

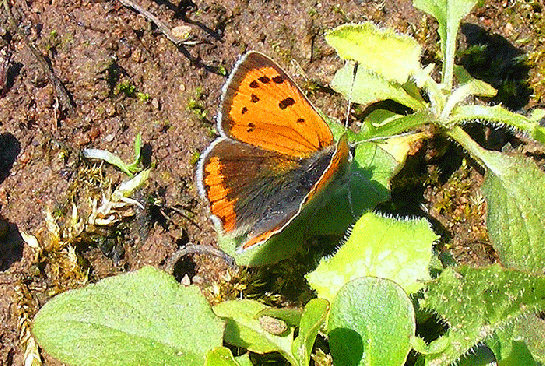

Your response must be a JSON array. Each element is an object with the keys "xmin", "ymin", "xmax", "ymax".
[{"xmin": 279, "ymin": 97, "xmax": 295, "ymax": 110}]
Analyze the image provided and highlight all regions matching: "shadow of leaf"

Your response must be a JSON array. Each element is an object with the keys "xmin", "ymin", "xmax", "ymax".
[
  {"xmin": 0, "ymin": 133, "xmax": 21, "ymax": 184},
  {"xmin": 329, "ymin": 327, "xmax": 364, "ymax": 366}
]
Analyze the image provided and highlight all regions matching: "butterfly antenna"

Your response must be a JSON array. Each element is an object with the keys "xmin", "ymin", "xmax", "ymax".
[
  {"xmin": 344, "ymin": 61, "xmax": 358, "ymax": 129},
  {"xmin": 347, "ymin": 183, "xmax": 356, "ymax": 220}
]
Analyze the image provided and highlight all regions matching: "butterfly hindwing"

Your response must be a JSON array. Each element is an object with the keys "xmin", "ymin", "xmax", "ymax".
[{"xmin": 198, "ymin": 138, "xmax": 345, "ymax": 248}]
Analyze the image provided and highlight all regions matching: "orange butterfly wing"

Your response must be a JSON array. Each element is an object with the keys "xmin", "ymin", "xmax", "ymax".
[
  {"xmin": 197, "ymin": 52, "xmax": 350, "ymax": 252},
  {"xmin": 218, "ymin": 52, "xmax": 334, "ymax": 157}
]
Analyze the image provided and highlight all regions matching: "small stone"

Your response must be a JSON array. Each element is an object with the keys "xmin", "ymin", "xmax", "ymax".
[
  {"xmin": 130, "ymin": 48, "xmax": 142, "ymax": 63},
  {"xmin": 117, "ymin": 42, "xmax": 131, "ymax": 59},
  {"xmin": 35, "ymin": 85, "xmax": 55, "ymax": 109},
  {"xmin": 104, "ymin": 133, "xmax": 115, "ymax": 143},
  {"xmin": 259, "ymin": 316, "xmax": 288, "ymax": 335},
  {"xmin": 171, "ymin": 25, "xmax": 192, "ymax": 40},
  {"xmin": 181, "ymin": 274, "xmax": 191, "ymax": 286},
  {"xmin": 192, "ymin": 274, "xmax": 204, "ymax": 285},
  {"xmin": 151, "ymin": 98, "xmax": 160, "ymax": 110}
]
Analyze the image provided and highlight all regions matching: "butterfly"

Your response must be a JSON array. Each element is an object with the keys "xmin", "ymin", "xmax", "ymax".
[{"xmin": 196, "ymin": 51, "xmax": 351, "ymax": 254}]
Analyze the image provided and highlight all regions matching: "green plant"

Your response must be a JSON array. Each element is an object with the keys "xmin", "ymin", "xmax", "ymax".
[
  {"xmin": 137, "ymin": 91, "xmax": 150, "ymax": 102},
  {"xmin": 116, "ymin": 79, "xmax": 137, "ymax": 97},
  {"xmin": 32, "ymin": 0, "xmax": 545, "ymax": 365},
  {"xmin": 82, "ymin": 133, "xmax": 151, "ymax": 227},
  {"xmin": 83, "ymin": 133, "xmax": 143, "ymax": 177},
  {"xmin": 46, "ymin": 30, "xmax": 61, "ymax": 51},
  {"xmin": 113, "ymin": 78, "xmax": 150, "ymax": 102},
  {"xmin": 187, "ymin": 86, "xmax": 208, "ymax": 119}
]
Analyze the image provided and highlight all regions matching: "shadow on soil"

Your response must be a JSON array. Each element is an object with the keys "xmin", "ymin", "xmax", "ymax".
[
  {"xmin": 0, "ymin": 132, "xmax": 20, "ymax": 184},
  {"xmin": 0, "ymin": 219, "xmax": 23, "ymax": 271},
  {"xmin": 460, "ymin": 23, "xmax": 532, "ymax": 111},
  {"xmin": 0, "ymin": 133, "xmax": 23, "ymax": 270}
]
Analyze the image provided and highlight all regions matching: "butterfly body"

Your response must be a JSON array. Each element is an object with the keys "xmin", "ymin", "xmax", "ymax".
[{"xmin": 197, "ymin": 52, "xmax": 350, "ymax": 254}]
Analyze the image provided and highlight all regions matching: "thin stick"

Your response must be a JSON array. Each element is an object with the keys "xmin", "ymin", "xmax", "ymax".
[{"xmin": 166, "ymin": 244, "xmax": 237, "ymax": 274}]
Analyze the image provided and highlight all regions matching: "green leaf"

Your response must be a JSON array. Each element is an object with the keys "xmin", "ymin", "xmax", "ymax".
[
  {"xmin": 308, "ymin": 143, "xmax": 395, "ymax": 238},
  {"xmin": 414, "ymin": 0, "xmax": 478, "ymax": 89},
  {"xmin": 480, "ymin": 150, "xmax": 545, "ymax": 273},
  {"xmin": 453, "ymin": 64, "xmax": 476, "ymax": 85},
  {"xmin": 256, "ymin": 307, "xmax": 302, "ymax": 327},
  {"xmin": 112, "ymin": 168, "xmax": 151, "ymax": 200},
  {"xmin": 447, "ymin": 126, "xmax": 545, "ymax": 273},
  {"xmin": 83, "ymin": 133, "xmax": 144, "ymax": 176},
  {"xmin": 488, "ymin": 316, "xmax": 543, "ymax": 365},
  {"xmin": 450, "ymin": 104, "xmax": 545, "ymax": 145},
  {"xmin": 357, "ymin": 109, "xmax": 434, "ymax": 141},
  {"xmin": 292, "ymin": 299, "xmax": 329, "ymax": 366},
  {"xmin": 331, "ymin": 63, "xmax": 426, "ymax": 110},
  {"xmin": 441, "ymin": 79, "xmax": 496, "ymax": 119},
  {"xmin": 326, "ymin": 23, "xmax": 422, "ymax": 84},
  {"xmin": 213, "ymin": 300, "xmax": 296, "ymax": 364},
  {"xmin": 127, "ymin": 132, "xmax": 143, "ymax": 173},
  {"xmin": 234, "ymin": 354, "xmax": 252, "ymax": 366},
  {"xmin": 205, "ymin": 347, "xmax": 241, "ymax": 366},
  {"xmin": 307, "ymin": 212, "xmax": 437, "ymax": 302},
  {"xmin": 83, "ymin": 148, "xmax": 134, "ymax": 176},
  {"xmin": 420, "ymin": 265, "xmax": 545, "ymax": 365},
  {"xmin": 513, "ymin": 315, "xmax": 545, "ymax": 363},
  {"xmin": 410, "ymin": 335, "xmax": 450, "ymax": 356},
  {"xmin": 528, "ymin": 108, "xmax": 545, "ymax": 122},
  {"xmin": 32, "ymin": 267, "xmax": 224, "ymax": 366},
  {"xmin": 327, "ymin": 277, "xmax": 415, "ymax": 366},
  {"xmin": 205, "ymin": 348, "xmax": 253, "ymax": 366}
]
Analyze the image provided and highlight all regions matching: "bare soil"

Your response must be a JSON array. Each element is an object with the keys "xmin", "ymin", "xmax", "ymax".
[{"xmin": 0, "ymin": 0, "xmax": 543, "ymax": 364}]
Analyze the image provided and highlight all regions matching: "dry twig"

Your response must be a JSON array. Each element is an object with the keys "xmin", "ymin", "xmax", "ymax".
[{"xmin": 166, "ymin": 244, "xmax": 237, "ymax": 274}]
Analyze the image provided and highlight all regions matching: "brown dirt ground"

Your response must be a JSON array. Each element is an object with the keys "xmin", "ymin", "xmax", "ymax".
[{"xmin": 0, "ymin": 0, "xmax": 543, "ymax": 364}]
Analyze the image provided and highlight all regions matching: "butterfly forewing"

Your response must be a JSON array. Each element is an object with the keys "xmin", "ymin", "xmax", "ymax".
[{"xmin": 219, "ymin": 52, "xmax": 334, "ymax": 158}]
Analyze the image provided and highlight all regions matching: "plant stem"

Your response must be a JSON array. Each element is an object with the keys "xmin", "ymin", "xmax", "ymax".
[
  {"xmin": 443, "ymin": 29, "xmax": 455, "ymax": 91},
  {"xmin": 447, "ymin": 126, "xmax": 487, "ymax": 168}
]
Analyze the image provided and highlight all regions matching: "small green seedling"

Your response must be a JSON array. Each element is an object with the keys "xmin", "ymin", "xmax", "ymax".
[
  {"xmin": 187, "ymin": 87, "xmax": 208, "ymax": 119},
  {"xmin": 83, "ymin": 133, "xmax": 150, "ymax": 226},
  {"xmin": 136, "ymin": 91, "xmax": 150, "ymax": 102},
  {"xmin": 116, "ymin": 79, "xmax": 136, "ymax": 97},
  {"xmin": 83, "ymin": 133, "xmax": 143, "ymax": 177}
]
